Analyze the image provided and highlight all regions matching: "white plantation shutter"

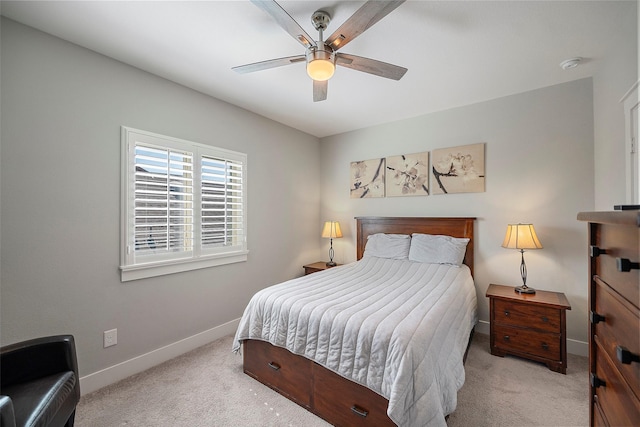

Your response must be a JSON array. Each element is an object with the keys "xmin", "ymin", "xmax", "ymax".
[
  {"xmin": 121, "ymin": 127, "xmax": 248, "ymax": 281},
  {"xmin": 201, "ymin": 156, "xmax": 244, "ymax": 250},
  {"xmin": 134, "ymin": 144, "xmax": 194, "ymax": 258}
]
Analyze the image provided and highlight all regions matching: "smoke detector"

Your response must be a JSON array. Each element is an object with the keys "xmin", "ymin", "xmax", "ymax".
[{"xmin": 560, "ymin": 57, "xmax": 582, "ymax": 70}]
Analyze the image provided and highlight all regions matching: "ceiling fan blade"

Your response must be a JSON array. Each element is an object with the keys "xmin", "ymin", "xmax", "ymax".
[
  {"xmin": 232, "ymin": 55, "xmax": 305, "ymax": 74},
  {"xmin": 313, "ymin": 80, "xmax": 328, "ymax": 102},
  {"xmin": 326, "ymin": 0, "xmax": 405, "ymax": 51},
  {"xmin": 336, "ymin": 53, "xmax": 407, "ymax": 80},
  {"xmin": 251, "ymin": 0, "xmax": 316, "ymax": 49}
]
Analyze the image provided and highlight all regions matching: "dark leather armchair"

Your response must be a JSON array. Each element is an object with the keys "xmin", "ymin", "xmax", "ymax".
[{"xmin": 1, "ymin": 335, "xmax": 80, "ymax": 427}]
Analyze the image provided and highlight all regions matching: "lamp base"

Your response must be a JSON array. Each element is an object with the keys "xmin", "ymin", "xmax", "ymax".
[
  {"xmin": 515, "ymin": 285, "xmax": 536, "ymax": 294},
  {"xmin": 326, "ymin": 261, "xmax": 337, "ymax": 267}
]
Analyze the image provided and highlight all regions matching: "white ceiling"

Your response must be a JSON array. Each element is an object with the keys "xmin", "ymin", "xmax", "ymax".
[{"xmin": 0, "ymin": 1, "xmax": 632, "ymax": 137}]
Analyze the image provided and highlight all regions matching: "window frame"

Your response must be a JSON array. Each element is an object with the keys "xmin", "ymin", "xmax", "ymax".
[
  {"xmin": 622, "ymin": 81, "xmax": 640, "ymax": 204},
  {"xmin": 120, "ymin": 126, "xmax": 248, "ymax": 282}
]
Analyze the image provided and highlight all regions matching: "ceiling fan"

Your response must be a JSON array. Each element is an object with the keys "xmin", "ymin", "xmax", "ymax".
[{"xmin": 233, "ymin": 0, "xmax": 408, "ymax": 102}]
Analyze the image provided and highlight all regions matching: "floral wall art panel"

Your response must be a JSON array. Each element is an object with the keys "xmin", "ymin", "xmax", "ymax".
[
  {"xmin": 431, "ymin": 143, "xmax": 485, "ymax": 194},
  {"xmin": 385, "ymin": 152, "xmax": 429, "ymax": 197},
  {"xmin": 350, "ymin": 158, "xmax": 385, "ymax": 198}
]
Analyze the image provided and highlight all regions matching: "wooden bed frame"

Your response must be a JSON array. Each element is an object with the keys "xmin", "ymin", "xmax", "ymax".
[{"xmin": 242, "ymin": 216, "xmax": 476, "ymax": 427}]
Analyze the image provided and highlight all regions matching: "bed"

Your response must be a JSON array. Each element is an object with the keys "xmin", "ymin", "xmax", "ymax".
[{"xmin": 233, "ymin": 216, "xmax": 477, "ymax": 427}]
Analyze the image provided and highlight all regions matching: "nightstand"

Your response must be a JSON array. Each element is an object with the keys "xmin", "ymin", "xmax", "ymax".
[
  {"xmin": 303, "ymin": 261, "xmax": 340, "ymax": 275},
  {"xmin": 486, "ymin": 283, "xmax": 571, "ymax": 374}
]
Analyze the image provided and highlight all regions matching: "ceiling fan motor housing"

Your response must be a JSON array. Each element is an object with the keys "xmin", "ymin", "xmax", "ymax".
[{"xmin": 311, "ymin": 10, "xmax": 331, "ymax": 31}]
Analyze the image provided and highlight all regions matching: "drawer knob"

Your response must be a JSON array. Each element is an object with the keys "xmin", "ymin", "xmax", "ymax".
[
  {"xmin": 268, "ymin": 361, "xmax": 281, "ymax": 371},
  {"xmin": 616, "ymin": 346, "xmax": 640, "ymax": 364},
  {"xmin": 590, "ymin": 373, "xmax": 606, "ymax": 389},
  {"xmin": 541, "ymin": 316, "xmax": 549, "ymax": 323},
  {"xmin": 590, "ymin": 246, "xmax": 607, "ymax": 257},
  {"xmin": 503, "ymin": 335, "xmax": 510, "ymax": 341},
  {"xmin": 590, "ymin": 311, "xmax": 606, "ymax": 324},
  {"xmin": 541, "ymin": 343, "xmax": 549, "ymax": 350},
  {"xmin": 504, "ymin": 310, "xmax": 510, "ymax": 317},
  {"xmin": 351, "ymin": 405, "xmax": 369, "ymax": 418},
  {"xmin": 616, "ymin": 257, "xmax": 640, "ymax": 272}
]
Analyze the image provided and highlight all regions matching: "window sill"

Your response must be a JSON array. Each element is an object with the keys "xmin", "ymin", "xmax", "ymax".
[{"xmin": 120, "ymin": 250, "xmax": 248, "ymax": 282}]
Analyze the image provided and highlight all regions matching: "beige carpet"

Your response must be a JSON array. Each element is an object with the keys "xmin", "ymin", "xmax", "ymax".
[{"xmin": 76, "ymin": 333, "xmax": 588, "ymax": 426}]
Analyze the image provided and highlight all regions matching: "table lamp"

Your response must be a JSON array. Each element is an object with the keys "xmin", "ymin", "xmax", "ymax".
[
  {"xmin": 502, "ymin": 223, "xmax": 543, "ymax": 294},
  {"xmin": 321, "ymin": 221, "xmax": 342, "ymax": 267}
]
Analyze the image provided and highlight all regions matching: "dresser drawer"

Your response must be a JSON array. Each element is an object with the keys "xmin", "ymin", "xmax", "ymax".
[
  {"xmin": 493, "ymin": 299, "xmax": 560, "ymax": 333},
  {"xmin": 493, "ymin": 324, "xmax": 561, "ymax": 360},
  {"xmin": 594, "ymin": 222, "xmax": 639, "ymax": 307},
  {"xmin": 593, "ymin": 277, "xmax": 640, "ymax": 400},
  {"xmin": 592, "ymin": 339, "xmax": 640, "ymax": 426},
  {"xmin": 579, "ymin": 211, "xmax": 640, "ymax": 427},
  {"xmin": 243, "ymin": 339, "xmax": 312, "ymax": 408},
  {"xmin": 313, "ymin": 363, "xmax": 394, "ymax": 427},
  {"xmin": 593, "ymin": 401, "xmax": 608, "ymax": 427}
]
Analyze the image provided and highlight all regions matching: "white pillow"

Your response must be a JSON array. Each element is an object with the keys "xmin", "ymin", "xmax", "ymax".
[
  {"xmin": 363, "ymin": 233, "xmax": 411, "ymax": 260},
  {"xmin": 409, "ymin": 234, "xmax": 470, "ymax": 266}
]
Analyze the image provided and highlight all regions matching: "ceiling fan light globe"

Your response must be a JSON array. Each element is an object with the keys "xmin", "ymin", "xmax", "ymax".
[
  {"xmin": 307, "ymin": 59, "xmax": 335, "ymax": 81},
  {"xmin": 306, "ymin": 44, "xmax": 335, "ymax": 81}
]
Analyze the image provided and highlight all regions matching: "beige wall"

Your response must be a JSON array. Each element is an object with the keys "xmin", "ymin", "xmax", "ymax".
[
  {"xmin": 0, "ymin": 18, "xmax": 322, "ymax": 391},
  {"xmin": 318, "ymin": 0, "xmax": 637, "ymax": 353},
  {"xmin": 593, "ymin": 0, "xmax": 638, "ymax": 208},
  {"xmin": 320, "ymin": 79, "xmax": 594, "ymax": 353}
]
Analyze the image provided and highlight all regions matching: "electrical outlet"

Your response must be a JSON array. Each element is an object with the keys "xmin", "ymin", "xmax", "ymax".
[{"xmin": 103, "ymin": 329, "xmax": 117, "ymax": 348}]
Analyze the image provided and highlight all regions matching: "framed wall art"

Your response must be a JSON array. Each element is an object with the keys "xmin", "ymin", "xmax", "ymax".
[
  {"xmin": 385, "ymin": 152, "xmax": 429, "ymax": 197},
  {"xmin": 431, "ymin": 143, "xmax": 485, "ymax": 194},
  {"xmin": 350, "ymin": 158, "xmax": 385, "ymax": 198}
]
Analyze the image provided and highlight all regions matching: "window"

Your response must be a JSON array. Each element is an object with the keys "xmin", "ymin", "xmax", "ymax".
[{"xmin": 120, "ymin": 127, "xmax": 247, "ymax": 281}]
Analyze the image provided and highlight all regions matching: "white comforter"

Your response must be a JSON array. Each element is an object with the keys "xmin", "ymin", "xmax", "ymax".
[{"xmin": 232, "ymin": 256, "xmax": 477, "ymax": 427}]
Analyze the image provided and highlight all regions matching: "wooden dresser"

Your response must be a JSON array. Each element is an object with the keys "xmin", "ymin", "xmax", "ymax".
[{"xmin": 578, "ymin": 211, "xmax": 640, "ymax": 426}]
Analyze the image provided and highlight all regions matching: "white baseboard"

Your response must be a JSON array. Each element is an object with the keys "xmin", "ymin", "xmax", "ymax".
[
  {"xmin": 475, "ymin": 320, "xmax": 588, "ymax": 357},
  {"xmin": 475, "ymin": 319, "xmax": 490, "ymax": 335},
  {"xmin": 567, "ymin": 338, "xmax": 589, "ymax": 357},
  {"xmin": 79, "ymin": 318, "xmax": 240, "ymax": 396},
  {"xmin": 80, "ymin": 317, "xmax": 589, "ymax": 396}
]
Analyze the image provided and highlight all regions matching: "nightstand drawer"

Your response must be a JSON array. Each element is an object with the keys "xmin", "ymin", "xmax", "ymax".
[
  {"xmin": 304, "ymin": 265, "xmax": 324, "ymax": 275},
  {"xmin": 493, "ymin": 325, "xmax": 561, "ymax": 360},
  {"xmin": 493, "ymin": 299, "xmax": 560, "ymax": 333},
  {"xmin": 303, "ymin": 262, "xmax": 340, "ymax": 275}
]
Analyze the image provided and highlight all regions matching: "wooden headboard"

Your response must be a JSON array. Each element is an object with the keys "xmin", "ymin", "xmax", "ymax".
[{"xmin": 355, "ymin": 216, "xmax": 476, "ymax": 277}]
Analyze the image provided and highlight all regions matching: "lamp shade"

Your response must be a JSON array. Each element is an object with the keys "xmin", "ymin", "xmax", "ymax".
[
  {"xmin": 502, "ymin": 224, "xmax": 543, "ymax": 250},
  {"xmin": 321, "ymin": 221, "xmax": 343, "ymax": 239}
]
